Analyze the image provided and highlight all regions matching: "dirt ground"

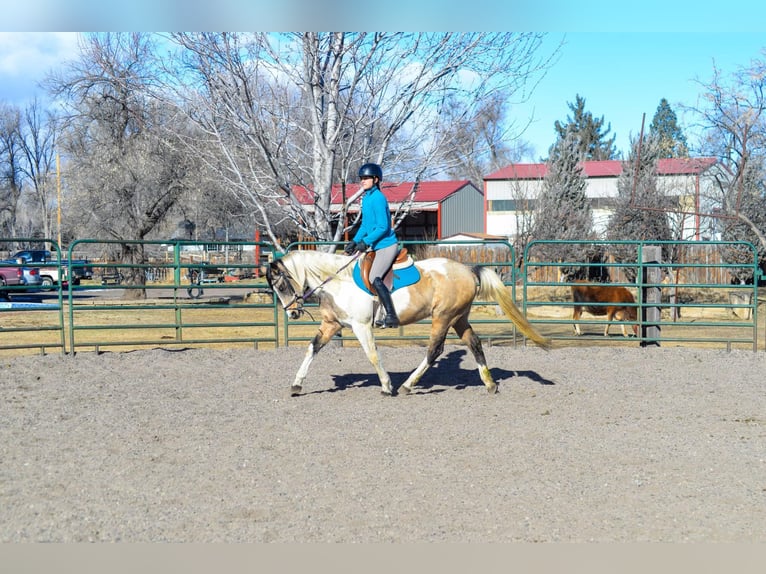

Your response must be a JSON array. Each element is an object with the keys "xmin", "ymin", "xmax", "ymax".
[{"xmin": 1, "ymin": 342, "xmax": 765, "ymax": 542}]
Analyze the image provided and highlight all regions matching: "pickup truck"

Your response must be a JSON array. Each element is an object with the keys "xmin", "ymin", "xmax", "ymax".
[{"xmin": 12, "ymin": 250, "xmax": 94, "ymax": 290}]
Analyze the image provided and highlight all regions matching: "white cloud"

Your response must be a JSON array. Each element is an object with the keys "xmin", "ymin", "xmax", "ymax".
[
  {"xmin": 0, "ymin": 32, "xmax": 80, "ymax": 76},
  {"xmin": 0, "ymin": 32, "xmax": 80, "ymax": 104}
]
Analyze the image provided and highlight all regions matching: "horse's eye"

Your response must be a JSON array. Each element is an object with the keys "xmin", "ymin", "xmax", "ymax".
[{"xmin": 275, "ymin": 274, "xmax": 289, "ymax": 291}]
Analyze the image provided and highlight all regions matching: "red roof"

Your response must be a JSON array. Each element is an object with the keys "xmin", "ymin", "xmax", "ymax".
[
  {"xmin": 485, "ymin": 157, "xmax": 718, "ymax": 180},
  {"xmin": 293, "ymin": 180, "xmax": 479, "ymax": 205}
]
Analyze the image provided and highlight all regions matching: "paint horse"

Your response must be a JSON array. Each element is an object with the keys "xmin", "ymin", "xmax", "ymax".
[{"xmin": 265, "ymin": 249, "xmax": 550, "ymax": 396}]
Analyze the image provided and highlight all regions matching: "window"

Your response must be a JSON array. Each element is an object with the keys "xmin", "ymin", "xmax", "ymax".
[{"xmin": 487, "ymin": 199, "xmax": 536, "ymax": 211}]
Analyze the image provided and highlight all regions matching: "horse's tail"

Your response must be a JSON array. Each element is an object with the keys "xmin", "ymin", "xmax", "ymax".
[{"xmin": 473, "ymin": 266, "xmax": 551, "ymax": 350}]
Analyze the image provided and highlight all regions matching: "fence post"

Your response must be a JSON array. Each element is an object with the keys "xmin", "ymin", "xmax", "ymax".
[{"xmin": 641, "ymin": 246, "xmax": 662, "ymax": 347}]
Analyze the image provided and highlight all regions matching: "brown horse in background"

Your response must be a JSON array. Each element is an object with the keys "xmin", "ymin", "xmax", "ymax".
[{"xmin": 571, "ymin": 282, "xmax": 639, "ymax": 337}]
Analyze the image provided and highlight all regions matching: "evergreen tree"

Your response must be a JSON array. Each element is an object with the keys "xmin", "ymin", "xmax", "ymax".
[
  {"xmin": 649, "ymin": 98, "xmax": 688, "ymax": 158},
  {"xmin": 605, "ymin": 134, "xmax": 673, "ymax": 281},
  {"xmin": 552, "ymin": 94, "xmax": 618, "ymax": 161},
  {"xmin": 532, "ymin": 127, "xmax": 595, "ymax": 272}
]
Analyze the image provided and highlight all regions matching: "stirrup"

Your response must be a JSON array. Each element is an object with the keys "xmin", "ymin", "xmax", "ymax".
[{"xmin": 375, "ymin": 315, "xmax": 399, "ymax": 328}]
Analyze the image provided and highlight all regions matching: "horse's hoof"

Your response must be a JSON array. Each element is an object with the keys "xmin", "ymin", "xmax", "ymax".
[
  {"xmin": 487, "ymin": 384, "xmax": 498, "ymax": 395},
  {"xmin": 290, "ymin": 385, "xmax": 302, "ymax": 396},
  {"xmin": 399, "ymin": 385, "xmax": 411, "ymax": 395}
]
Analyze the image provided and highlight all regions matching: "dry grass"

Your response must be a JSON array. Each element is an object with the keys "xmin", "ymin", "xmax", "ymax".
[{"xmin": 2, "ymin": 284, "xmax": 765, "ymax": 358}]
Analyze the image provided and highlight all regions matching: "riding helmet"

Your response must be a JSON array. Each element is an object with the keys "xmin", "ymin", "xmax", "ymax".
[{"xmin": 358, "ymin": 163, "xmax": 383, "ymax": 180}]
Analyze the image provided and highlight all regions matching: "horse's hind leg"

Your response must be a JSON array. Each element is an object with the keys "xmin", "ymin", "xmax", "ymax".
[
  {"xmin": 291, "ymin": 320, "xmax": 342, "ymax": 396},
  {"xmin": 399, "ymin": 320, "xmax": 451, "ymax": 395},
  {"xmin": 453, "ymin": 315, "xmax": 497, "ymax": 394}
]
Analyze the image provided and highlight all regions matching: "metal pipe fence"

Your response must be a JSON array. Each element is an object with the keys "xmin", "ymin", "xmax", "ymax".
[
  {"xmin": 0, "ymin": 238, "xmax": 66, "ymax": 355},
  {"xmin": 523, "ymin": 240, "xmax": 760, "ymax": 352},
  {"xmin": 1, "ymin": 237, "xmax": 761, "ymax": 356}
]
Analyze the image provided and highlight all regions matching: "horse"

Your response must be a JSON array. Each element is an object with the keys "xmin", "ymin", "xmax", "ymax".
[
  {"xmin": 570, "ymin": 282, "xmax": 639, "ymax": 337},
  {"xmin": 265, "ymin": 249, "xmax": 550, "ymax": 396}
]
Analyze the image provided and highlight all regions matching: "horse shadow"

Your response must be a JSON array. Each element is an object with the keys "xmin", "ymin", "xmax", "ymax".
[{"xmin": 316, "ymin": 348, "xmax": 554, "ymax": 395}]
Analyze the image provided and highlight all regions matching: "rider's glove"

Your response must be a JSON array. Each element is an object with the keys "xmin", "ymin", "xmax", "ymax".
[
  {"xmin": 355, "ymin": 241, "xmax": 368, "ymax": 253},
  {"xmin": 344, "ymin": 241, "xmax": 357, "ymax": 255}
]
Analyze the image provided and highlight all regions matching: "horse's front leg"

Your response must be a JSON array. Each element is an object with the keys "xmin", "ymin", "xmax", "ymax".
[
  {"xmin": 350, "ymin": 321, "xmax": 393, "ymax": 396},
  {"xmin": 291, "ymin": 320, "xmax": 342, "ymax": 396}
]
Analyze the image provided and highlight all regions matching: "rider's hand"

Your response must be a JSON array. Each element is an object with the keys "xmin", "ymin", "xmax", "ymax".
[
  {"xmin": 344, "ymin": 241, "xmax": 357, "ymax": 255},
  {"xmin": 355, "ymin": 241, "xmax": 368, "ymax": 253}
]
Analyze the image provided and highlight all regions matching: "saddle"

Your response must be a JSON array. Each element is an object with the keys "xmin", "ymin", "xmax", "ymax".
[{"xmin": 352, "ymin": 248, "xmax": 421, "ymax": 296}]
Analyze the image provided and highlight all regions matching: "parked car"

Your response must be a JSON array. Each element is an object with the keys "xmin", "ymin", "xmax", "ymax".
[
  {"xmin": 0, "ymin": 259, "xmax": 43, "ymax": 299},
  {"xmin": 11, "ymin": 249, "xmax": 94, "ymax": 288},
  {"xmin": 18, "ymin": 264, "xmax": 43, "ymax": 290}
]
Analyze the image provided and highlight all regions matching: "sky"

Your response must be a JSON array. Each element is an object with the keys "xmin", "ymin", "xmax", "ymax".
[
  {"xmin": 2, "ymin": 2, "xmax": 766, "ymax": 162},
  {"xmin": 511, "ymin": 33, "xmax": 766, "ymax": 160}
]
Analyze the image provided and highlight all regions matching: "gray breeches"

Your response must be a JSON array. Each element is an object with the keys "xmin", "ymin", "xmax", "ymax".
[{"xmin": 370, "ymin": 243, "xmax": 398, "ymax": 282}]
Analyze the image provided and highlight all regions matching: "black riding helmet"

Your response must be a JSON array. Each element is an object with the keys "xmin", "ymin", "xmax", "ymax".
[{"xmin": 358, "ymin": 163, "xmax": 382, "ymax": 181}]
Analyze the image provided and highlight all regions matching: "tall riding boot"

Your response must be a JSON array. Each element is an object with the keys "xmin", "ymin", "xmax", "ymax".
[{"xmin": 372, "ymin": 278, "xmax": 399, "ymax": 328}]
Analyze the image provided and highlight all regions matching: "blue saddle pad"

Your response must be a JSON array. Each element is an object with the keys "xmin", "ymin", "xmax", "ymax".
[{"xmin": 352, "ymin": 260, "xmax": 421, "ymax": 295}]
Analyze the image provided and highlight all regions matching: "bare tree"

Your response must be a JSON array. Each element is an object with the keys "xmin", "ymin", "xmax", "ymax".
[
  {"xmin": 689, "ymin": 57, "xmax": 766, "ymax": 280},
  {"xmin": 46, "ymin": 33, "xmax": 197, "ymax": 298},
  {"xmin": 506, "ymin": 178, "xmax": 538, "ymax": 269},
  {"xmin": 717, "ymin": 163, "xmax": 766, "ymax": 282},
  {"xmin": 18, "ymin": 98, "xmax": 58, "ymax": 242},
  {"xmin": 0, "ymin": 102, "xmax": 24, "ymax": 242},
  {"xmin": 441, "ymin": 92, "xmax": 534, "ymax": 187},
  {"xmin": 163, "ymin": 32, "xmax": 557, "ymax": 252}
]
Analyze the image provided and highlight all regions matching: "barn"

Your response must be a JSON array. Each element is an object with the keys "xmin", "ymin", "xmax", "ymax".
[
  {"xmin": 483, "ymin": 157, "xmax": 723, "ymax": 241},
  {"xmin": 295, "ymin": 180, "xmax": 484, "ymax": 241}
]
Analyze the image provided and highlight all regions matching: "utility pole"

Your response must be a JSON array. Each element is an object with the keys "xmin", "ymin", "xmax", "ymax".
[{"xmin": 56, "ymin": 153, "xmax": 62, "ymax": 251}]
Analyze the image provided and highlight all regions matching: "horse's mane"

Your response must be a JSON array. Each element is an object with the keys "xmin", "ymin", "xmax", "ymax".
[{"xmin": 283, "ymin": 250, "xmax": 355, "ymax": 288}]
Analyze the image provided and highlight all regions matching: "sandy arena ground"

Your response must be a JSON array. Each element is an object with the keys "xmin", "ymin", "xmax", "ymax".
[{"xmin": 1, "ymin": 342, "xmax": 765, "ymax": 542}]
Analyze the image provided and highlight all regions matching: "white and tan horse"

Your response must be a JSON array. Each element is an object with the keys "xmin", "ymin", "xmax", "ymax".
[{"xmin": 265, "ymin": 249, "xmax": 550, "ymax": 396}]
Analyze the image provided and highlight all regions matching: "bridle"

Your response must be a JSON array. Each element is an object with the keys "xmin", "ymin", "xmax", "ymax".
[
  {"xmin": 267, "ymin": 251, "xmax": 362, "ymax": 319},
  {"xmin": 266, "ymin": 261, "xmax": 304, "ymax": 316}
]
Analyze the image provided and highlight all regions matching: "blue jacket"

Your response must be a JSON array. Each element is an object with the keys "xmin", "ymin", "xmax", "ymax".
[{"xmin": 353, "ymin": 185, "xmax": 398, "ymax": 250}]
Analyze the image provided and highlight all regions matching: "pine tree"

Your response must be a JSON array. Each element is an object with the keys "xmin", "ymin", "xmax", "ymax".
[
  {"xmin": 605, "ymin": 135, "xmax": 673, "ymax": 281},
  {"xmin": 649, "ymin": 98, "xmax": 688, "ymax": 158},
  {"xmin": 532, "ymin": 128, "xmax": 595, "ymax": 271},
  {"xmin": 552, "ymin": 94, "xmax": 618, "ymax": 161}
]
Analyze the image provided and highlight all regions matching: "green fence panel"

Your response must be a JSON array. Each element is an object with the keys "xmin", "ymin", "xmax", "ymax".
[
  {"xmin": 1, "ymin": 236, "xmax": 761, "ymax": 356},
  {"xmin": 0, "ymin": 238, "xmax": 66, "ymax": 356},
  {"xmin": 65, "ymin": 239, "xmax": 279, "ymax": 354},
  {"xmin": 523, "ymin": 239, "xmax": 760, "ymax": 351}
]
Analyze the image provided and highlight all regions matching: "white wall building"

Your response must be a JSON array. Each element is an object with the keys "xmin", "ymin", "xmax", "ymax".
[{"xmin": 483, "ymin": 158, "xmax": 724, "ymax": 241}]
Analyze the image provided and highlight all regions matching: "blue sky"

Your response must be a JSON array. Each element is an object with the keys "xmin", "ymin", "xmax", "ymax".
[
  {"xmin": 2, "ymin": 2, "xmax": 766, "ymax": 162},
  {"xmin": 513, "ymin": 33, "xmax": 766, "ymax": 160}
]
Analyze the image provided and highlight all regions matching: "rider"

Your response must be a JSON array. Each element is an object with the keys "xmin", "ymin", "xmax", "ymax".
[{"xmin": 344, "ymin": 162, "xmax": 400, "ymax": 328}]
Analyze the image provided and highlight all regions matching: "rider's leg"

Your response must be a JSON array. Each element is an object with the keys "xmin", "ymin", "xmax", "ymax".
[
  {"xmin": 369, "ymin": 244, "xmax": 399, "ymax": 328},
  {"xmin": 373, "ymin": 278, "xmax": 399, "ymax": 328}
]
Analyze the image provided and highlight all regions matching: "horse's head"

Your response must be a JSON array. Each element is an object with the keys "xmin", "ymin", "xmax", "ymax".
[{"xmin": 266, "ymin": 258, "xmax": 304, "ymax": 320}]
